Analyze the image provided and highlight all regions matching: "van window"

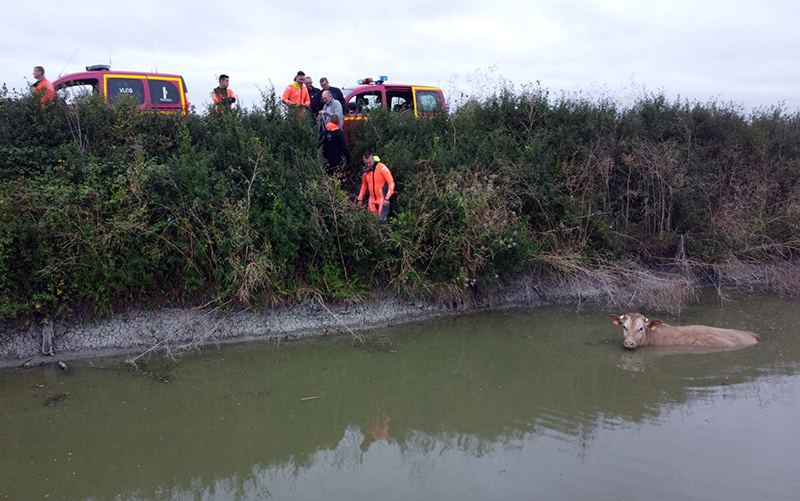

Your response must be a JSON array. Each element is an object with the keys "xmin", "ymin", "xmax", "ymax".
[
  {"xmin": 107, "ymin": 78, "xmax": 145, "ymax": 105},
  {"xmin": 415, "ymin": 90, "xmax": 442, "ymax": 113},
  {"xmin": 387, "ymin": 90, "xmax": 413, "ymax": 112},
  {"xmin": 347, "ymin": 91, "xmax": 382, "ymax": 113},
  {"xmin": 56, "ymin": 79, "xmax": 98, "ymax": 105},
  {"xmin": 148, "ymin": 79, "xmax": 181, "ymax": 105}
]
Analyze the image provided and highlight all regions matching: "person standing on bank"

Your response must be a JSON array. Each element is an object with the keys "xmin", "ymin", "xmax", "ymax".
[
  {"xmin": 282, "ymin": 71, "xmax": 310, "ymax": 111},
  {"xmin": 211, "ymin": 74, "xmax": 237, "ymax": 111},
  {"xmin": 320, "ymin": 114, "xmax": 350, "ymax": 176},
  {"xmin": 305, "ymin": 76, "xmax": 323, "ymax": 116},
  {"xmin": 32, "ymin": 66, "xmax": 55, "ymax": 104},
  {"xmin": 319, "ymin": 77, "xmax": 346, "ymax": 110},
  {"xmin": 357, "ymin": 151, "xmax": 394, "ymax": 220},
  {"xmin": 319, "ymin": 90, "xmax": 344, "ymax": 129}
]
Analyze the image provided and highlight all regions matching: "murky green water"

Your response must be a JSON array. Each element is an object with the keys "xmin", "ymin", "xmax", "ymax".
[{"xmin": 1, "ymin": 291, "xmax": 799, "ymax": 500}]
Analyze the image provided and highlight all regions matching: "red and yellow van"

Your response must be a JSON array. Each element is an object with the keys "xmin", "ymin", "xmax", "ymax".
[
  {"xmin": 342, "ymin": 76, "xmax": 444, "ymax": 130},
  {"xmin": 54, "ymin": 65, "xmax": 190, "ymax": 113}
]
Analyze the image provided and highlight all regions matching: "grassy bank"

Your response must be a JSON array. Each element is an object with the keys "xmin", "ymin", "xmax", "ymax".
[{"xmin": 2, "ymin": 84, "xmax": 799, "ymax": 325}]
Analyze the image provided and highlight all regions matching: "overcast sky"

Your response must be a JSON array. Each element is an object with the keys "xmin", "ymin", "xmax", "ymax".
[{"xmin": 3, "ymin": 0, "xmax": 798, "ymax": 113}]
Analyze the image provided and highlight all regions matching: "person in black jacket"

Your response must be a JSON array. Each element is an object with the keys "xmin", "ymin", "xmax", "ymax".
[
  {"xmin": 305, "ymin": 76, "xmax": 323, "ymax": 115},
  {"xmin": 319, "ymin": 114, "xmax": 350, "ymax": 176},
  {"xmin": 319, "ymin": 77, "xmax": 347, "ymax": 110}
]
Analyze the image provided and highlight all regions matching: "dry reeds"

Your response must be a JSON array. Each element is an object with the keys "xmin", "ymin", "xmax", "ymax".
[
  {"xmin": 709, "ymin": 258, "xmax": 800, "ymax": 298},
  {"xmin": 536, "ymin": 254, "xmax": 698, "ymax": 314}
]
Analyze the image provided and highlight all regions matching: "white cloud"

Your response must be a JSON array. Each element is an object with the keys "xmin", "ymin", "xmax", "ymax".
[{"xmin": 2, "ymin": 0, "xmax": 798, "ymax": 111}]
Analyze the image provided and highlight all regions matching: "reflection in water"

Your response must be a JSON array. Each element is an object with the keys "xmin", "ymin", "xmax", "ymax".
[
  {"xmin": 615, "ymin": 344, "xmax": 751, "ymax": 372},
  {"xmin": 361, "ymin": 405, "xmax": 391, "ymax": 451},
  {"xmin": 1, "ymin": 292, "xmax": 800, "ymax": 500}
]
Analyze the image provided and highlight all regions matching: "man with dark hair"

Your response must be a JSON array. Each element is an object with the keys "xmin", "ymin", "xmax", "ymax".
[
  {"xmin": 282, "ymin": 70, "xmax": 310, "ymax": 108},
  {"xmin": 357, "ymin": 151, "xmax": 394, "ymax": 220},
  {"xmin": 304, "ymin": 76, "xmax": 323, "ymax": 116},
  {"xmin": 32, "ymin": 66, "xmax": 55, "ymax": 104},
  {"xmin": 319, "ymin": 114, "xmax": 350, "ymax": 176},
  {"xmin": 211, "ymin": 74, "xmax": 237, "ymax": 111},
  {"xmin": 319, "ymin": 77, "xmax": 346, "ymax": 110}
]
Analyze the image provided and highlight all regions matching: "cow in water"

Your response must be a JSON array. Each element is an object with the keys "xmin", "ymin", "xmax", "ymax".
[{"xmin": 610, "ymin": 313, "xmax": 760, "ymax": 350}]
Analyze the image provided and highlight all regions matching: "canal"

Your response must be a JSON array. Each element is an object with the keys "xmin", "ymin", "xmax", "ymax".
[{"xmin": 1, "ymin": 291, "xmax": 798, "ymax": 500}]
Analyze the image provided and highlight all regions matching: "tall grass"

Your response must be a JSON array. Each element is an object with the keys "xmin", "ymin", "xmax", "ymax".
[{"xmin": 1, "ymin": 81, "xmax": 799, "ymax": 322}]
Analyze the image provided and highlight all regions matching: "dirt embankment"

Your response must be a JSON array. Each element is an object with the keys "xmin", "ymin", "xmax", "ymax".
[{"xmin": 0, "ymin": 263, "xmax": 785, "ymax": 370}]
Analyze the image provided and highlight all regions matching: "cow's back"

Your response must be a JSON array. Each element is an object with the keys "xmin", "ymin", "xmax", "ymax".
[{"xmin": 649, "ymin": 324, "xmax": 760, "ymax": 348}]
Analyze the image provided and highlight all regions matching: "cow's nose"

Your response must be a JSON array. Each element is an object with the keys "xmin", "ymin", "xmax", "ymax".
[{"xmin": 623, "ymin": 339, "xmax": 637, "ymax": 349}]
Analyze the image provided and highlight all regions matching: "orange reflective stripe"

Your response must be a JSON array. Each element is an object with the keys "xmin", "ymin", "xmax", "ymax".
[{"xmin": 378, "ymin": 164, "xmax": 395, "ymax": 200}]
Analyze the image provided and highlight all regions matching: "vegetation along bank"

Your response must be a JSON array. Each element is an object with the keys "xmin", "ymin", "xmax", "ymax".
[{"xmin": 1, "ymin": 83, "xmax": 799, "ymax": 366}]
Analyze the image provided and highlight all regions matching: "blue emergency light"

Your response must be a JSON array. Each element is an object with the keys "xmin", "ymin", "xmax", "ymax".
[{"xmin": 357, "ymin": 75, "xmax": 389, "ymax": 85}]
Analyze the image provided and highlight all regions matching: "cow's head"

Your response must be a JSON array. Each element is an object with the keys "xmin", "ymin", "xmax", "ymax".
[{"xmin": 611, "ymin": 313, "xmax": 662, "ymax": 349}]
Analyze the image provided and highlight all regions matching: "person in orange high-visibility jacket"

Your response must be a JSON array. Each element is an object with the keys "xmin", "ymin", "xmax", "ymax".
[
  {"xmin": 357, "ymin": 151, "xmax": 394, "ymax": 220},
  {"xmin": 282, "ymin": 71, "xmax": 310, "ymax": 110},
  {"xmin": 32, "ymin": 66, "xmax": 55, "ymax": 104},
  {"xmin": 211, "ymin": 74, "xmax": 237, "ymax": 111}
]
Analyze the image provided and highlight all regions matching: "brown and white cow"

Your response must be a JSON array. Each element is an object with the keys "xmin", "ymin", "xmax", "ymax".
[{"xmin": 610, "ymin": 312, "xmax": 760, "ymax": 350}]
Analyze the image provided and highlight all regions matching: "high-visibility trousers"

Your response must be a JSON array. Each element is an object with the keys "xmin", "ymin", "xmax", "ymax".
[{"xmin": 367, "ymin": 199, "xmax": 391, "ymax": 220}]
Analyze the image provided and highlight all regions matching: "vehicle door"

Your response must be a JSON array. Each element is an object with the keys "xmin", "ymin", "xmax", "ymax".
[
  {"xmin": 385, "ymin": 87, "xmax": 414, "ymax": 114},
  {"xmin": 146, "ymin": 76, "xmax": 188, "ymax": 113},
  {"xmin": 103, "ymin": 74, "xmax": 147, "ymax": 108},
  {"xmin": 343, "ymin": 88, "xmax": 384, "ymax": 129},
  {"xmin": 55, "ymin": 78, "xmax": 100, "ymax": 106}
]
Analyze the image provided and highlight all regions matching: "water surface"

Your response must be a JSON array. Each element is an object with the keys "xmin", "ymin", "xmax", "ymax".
[{"xmin": 1, "ymin": 292, "xmax": 799, "ymax": 500}]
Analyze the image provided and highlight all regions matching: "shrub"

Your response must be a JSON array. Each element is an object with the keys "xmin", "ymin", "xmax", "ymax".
[{"xmin": 1, "ymin": 84, "xmax": 799, "ymax": 321}]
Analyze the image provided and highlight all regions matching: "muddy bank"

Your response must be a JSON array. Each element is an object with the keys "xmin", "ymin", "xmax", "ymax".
[{"xmin": 0, "ymin": 264, "xmax": 783, "ymax": 370}]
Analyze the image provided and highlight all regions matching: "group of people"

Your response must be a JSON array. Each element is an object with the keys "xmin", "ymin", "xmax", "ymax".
[
  {"xmin": 278, "ymin": 70, "xmax": 347, "ymax": 122},
  {"xmin": 212, "ymin": 70, "xmax": 344, "ymax": 122},
  {"xmin": 31, "ymin": 64, "xmax": 393, "ymax": 221},
  {"xmin": 212, "ymin": 71, "xmax": 394, "ymax": 221},
  {"xmin": 212, "ymin": 71, "xmax": 349, "ymax": 172},
  {"xmin": 31, "ymin": 65, "xmax": 394, "ymax": 221}
]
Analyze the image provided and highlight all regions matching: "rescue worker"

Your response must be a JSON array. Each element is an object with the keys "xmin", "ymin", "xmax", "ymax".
[
  {"xmin": 211, "ymin": 74, "xmax": 237, "ymax": 111},
  {"xmin": 319, "ymin": 114, "xmax": 350, "ymax": 176},
  {"xmin": 282, "ymin": 71, "xmax": 310, "ymax": 110},
  {"xmin": 357, "ymin": 151, "xmax": 394, "ymax": 221},
  {"xmin": 32, "ymin": 66, "xmax": 55, "ymax": 104}
]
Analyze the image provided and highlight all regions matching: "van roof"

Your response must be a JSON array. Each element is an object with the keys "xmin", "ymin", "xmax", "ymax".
[{"xmin": 55, "ymin": 69, "xmax": 187, "ymax": 91}]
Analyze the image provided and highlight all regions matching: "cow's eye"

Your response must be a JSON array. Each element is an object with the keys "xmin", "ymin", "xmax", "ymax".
[{"xmin": 622, "ymin": 325, "xmax": 627, "ymax": 330}]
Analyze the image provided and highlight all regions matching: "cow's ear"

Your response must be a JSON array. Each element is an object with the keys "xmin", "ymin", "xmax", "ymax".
[
  {"xmin": 647, "ymin": 320, "xmax": 663, "ymax": 330},
  {"xmin": 611, "ymin": 315, "xmax": 623, "ymax": 325}
]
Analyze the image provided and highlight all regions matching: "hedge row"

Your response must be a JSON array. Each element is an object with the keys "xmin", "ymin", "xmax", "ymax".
[{"xmin": 1, "ymin": 85, "xmax": 798, "ymax": 320}]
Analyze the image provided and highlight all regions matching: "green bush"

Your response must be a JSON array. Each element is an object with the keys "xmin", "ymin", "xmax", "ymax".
[{"xmin": 1, "ymin": 84, "xmax": 799, "ymax": 321}]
